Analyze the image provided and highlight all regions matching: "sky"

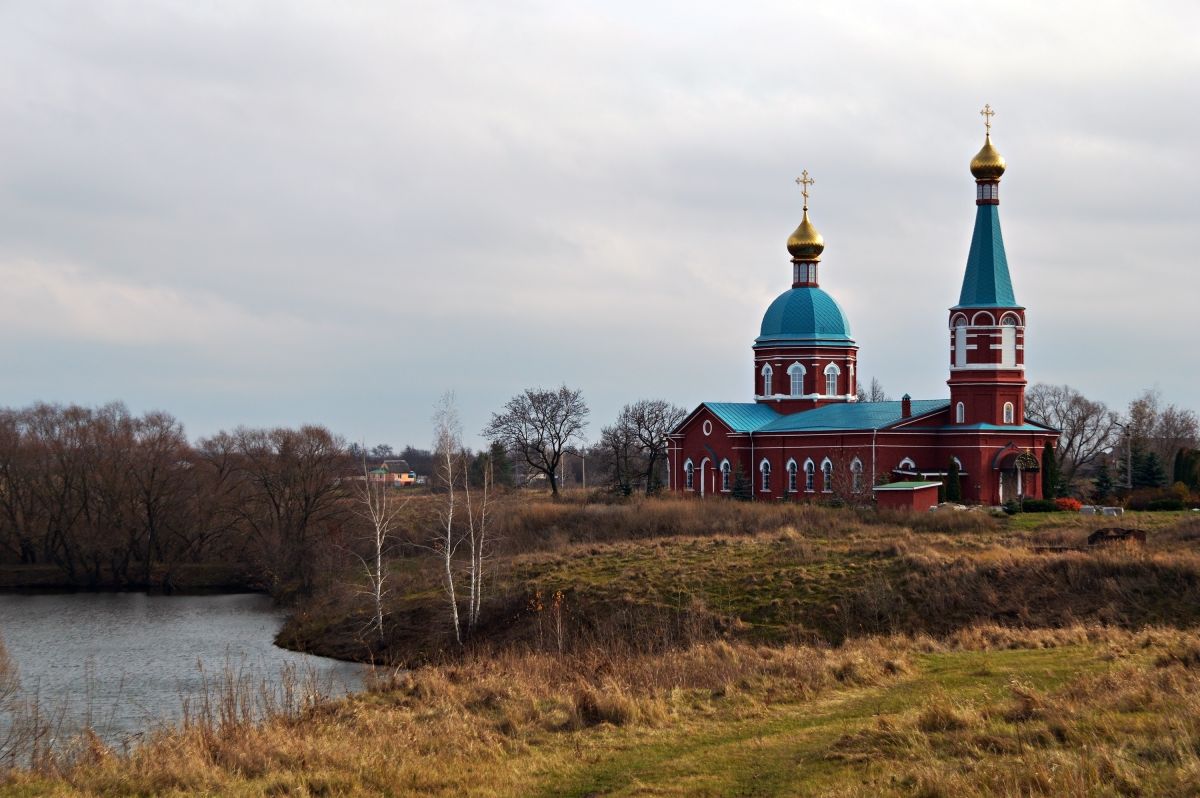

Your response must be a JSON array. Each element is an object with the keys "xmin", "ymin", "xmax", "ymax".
[{"xmin": 0, "ymin": 1, "xmax": 1197, "ymax": 450}]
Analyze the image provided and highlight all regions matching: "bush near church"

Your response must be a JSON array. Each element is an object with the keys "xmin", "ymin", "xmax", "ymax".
[{"xmin": 1124, "ymin": 484, "xmax": 1196, "ymax": 512}]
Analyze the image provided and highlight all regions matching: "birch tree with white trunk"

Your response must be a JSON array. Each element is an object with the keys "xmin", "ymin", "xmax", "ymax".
[
  {"xmin": 432, "ymin": 393, "xmax": 463, "ymax": 644},
  {"xmin": 352, "ymin": 456, "xmax": 407, "ymax": 644}
]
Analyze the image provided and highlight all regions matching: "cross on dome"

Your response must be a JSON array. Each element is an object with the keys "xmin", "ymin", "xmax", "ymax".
[
  {"xmin": 795, "ymin": 170, "xmax": 815, "ymax": 209},
  {"xmin": 980, "ymin": 104, "xmax": 995, "ymax": 135}
]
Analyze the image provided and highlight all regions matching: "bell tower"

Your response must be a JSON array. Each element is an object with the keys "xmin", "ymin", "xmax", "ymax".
[{"xmin": 947, "ymin": 106, "xmax": 1027, "ymax": 428}]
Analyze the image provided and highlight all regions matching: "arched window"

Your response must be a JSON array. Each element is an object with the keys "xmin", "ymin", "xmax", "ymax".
[
  {"xmin": 956, "ymin": 402, "xmax": 965, "ymax": 424},
  {"xmin": 1003, "ymin": 402, "xmax": 1015, "ymax": 424},
  {"xmin": 897, "ymin": 457, "xmax": 916, "ymax": 473},
  {"xmin": 760, "ymin": 459, "xmax": 771, "ymax": 492},
  {"xmin": 720, "ymin": 460, "xmax": 731, "ymax": 491},
  {"xmin": 953, "ymin": 315, "xmax": 968, "ymax": 368},
  {"xmin": 821, "ymin": 458, "xmax": 833, "ymax": 492},
  {"xmin": 788, "ymin": 363, "xmax": 805, "ymax": 396},
  {"xmin": 761, "ymin": 364, "xmax": 773, "ymax": 397},
  {"xmin": 684, "ymin": 459, "xmax": 694, "ymax": 490},
  {"xmin": 823, "ymin": 363, "xmax": 841, "ymax": 397},
  {"xmin": 786, "ymin": 459, "xmax": 798, "ymax": 492},
  {"xmin": 1001, "ymin": 314, "xmax": 1018, "ymax": 368},
  {"xmin": 971, "ymin": 311, "xmax": 995, "ymax": 326},
  {"xmin": 803, "ymin": 459, "xmax": 816, "ymax": 492},
  {"xmin": 850, "ymin": 458, "xmax": 864, "ymax": 493}
]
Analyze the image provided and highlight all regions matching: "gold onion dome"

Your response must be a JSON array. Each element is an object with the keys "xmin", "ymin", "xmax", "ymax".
[
  {"xmin": 787, "ymin": 208, "xmax": 825, "ymax": 260},
  {"xmin": 970, "ymin": 134, "xmax": 1006, "ymax": 180}
]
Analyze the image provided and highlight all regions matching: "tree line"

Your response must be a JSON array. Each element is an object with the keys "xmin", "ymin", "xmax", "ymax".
[
  {"xmin": 0, "ymin": 402, "xmax": 351, "ymax": 594},
  {"xmin": 1025, "ymin": 385, "xmax": 1199, "ymax": 499}
]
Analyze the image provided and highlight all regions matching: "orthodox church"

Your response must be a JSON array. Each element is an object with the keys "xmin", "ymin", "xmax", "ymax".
[{"xmin": 668, "ymin": 110, "xmax": 1059, "ymax": 506}]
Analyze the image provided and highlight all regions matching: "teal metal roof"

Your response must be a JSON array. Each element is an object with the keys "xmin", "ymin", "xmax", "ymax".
[
  {"xmin": 759, "ymin": 399, "xmax": 949, "ymax": 432},
  {"xmin": 699, "ymin": 399, "xmax": 948, "ymax": 434},
  {"xmin": 954, "ymin": 204, "xmax": 1019, "ymax": 309},
  {"xmin": 756, "ymin": 287, "xmax": 854, "ymax": 346},
  {"xmin": 704, "ymin": 402, "xmax": 781, "ymax": 433}
]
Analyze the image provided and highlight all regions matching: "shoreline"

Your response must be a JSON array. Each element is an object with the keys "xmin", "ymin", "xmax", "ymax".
[{"xmin": 0, "ymin": 563, "xmax": 265, "ymax": 595}]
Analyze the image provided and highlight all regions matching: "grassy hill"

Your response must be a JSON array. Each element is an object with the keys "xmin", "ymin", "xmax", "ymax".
[
  {"xmin": 6, "ymin": 498, "xmax": 1200, "ymax": 796},
  {"xmin": 279, "ymin": 497, "xmax": 1200, "ymax": 664}
]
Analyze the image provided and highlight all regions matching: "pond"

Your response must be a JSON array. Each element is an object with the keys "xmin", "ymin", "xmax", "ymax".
[{"xmin": 0, "ymin": 592, "xmax": 365, "ymax": 748}]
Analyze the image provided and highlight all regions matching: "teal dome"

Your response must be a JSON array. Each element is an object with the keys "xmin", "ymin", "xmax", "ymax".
[{"xmin": 756, "ymin": 287, "xmax": 854, "ymax": 345}]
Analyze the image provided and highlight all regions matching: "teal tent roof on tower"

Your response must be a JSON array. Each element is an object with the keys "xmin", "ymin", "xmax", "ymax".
[
  {"xmin": 756, "ymin": 287, "xmax": 854, "ymax": 346},
  {"xmin": 954, "ymin": 205, "xmax": 1020, "ymax": 309}
]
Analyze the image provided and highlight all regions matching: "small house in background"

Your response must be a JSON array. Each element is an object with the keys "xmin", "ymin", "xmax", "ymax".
[
  {"xmin": 873, "ymin": 481, "xmax": 942, "ymax": 513},
  {"xmin": 368, "ymin": 459, "xmax": 416, "ymax": 487}
]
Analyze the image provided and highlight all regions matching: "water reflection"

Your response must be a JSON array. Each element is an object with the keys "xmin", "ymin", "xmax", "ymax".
[{"xmin": 0, "ymin": 592, "xmax": 365, "ymax": 745}]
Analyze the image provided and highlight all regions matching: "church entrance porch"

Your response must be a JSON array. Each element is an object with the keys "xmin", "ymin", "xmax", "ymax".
[{"xmin": 995, "ymin": 449, "xmax": 1040, "ymax": 504}]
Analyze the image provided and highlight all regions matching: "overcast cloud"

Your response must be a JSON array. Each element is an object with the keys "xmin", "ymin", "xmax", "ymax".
[{"xmin": 0, "ymin": 1, "xmax": 1196, "ymax": 449}]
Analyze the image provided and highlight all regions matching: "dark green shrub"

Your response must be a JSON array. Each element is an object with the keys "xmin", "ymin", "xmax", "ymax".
[
  {"xmin": 1021, "ymin": 498, "xmax": 1058, "ymax": 513},
  {"xmin": 1141, "ymin": 497, "xmax": 1185, "ymax": 512}
]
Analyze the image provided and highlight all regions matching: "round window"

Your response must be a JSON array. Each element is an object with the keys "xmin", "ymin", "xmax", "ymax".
[{"xmin": 702, "ymin": 420, "xmax": 712, "ymax": 436}]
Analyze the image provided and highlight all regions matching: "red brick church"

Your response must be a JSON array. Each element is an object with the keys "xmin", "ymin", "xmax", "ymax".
[{"xmin": 668, "ymin": 111, "xmax": 1059, "ymax": 506}]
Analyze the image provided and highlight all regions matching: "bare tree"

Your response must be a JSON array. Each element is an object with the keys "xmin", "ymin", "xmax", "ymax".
[
  {"xmin": 462, "ymin": 447, "xmax": 494, "ymax": 635},
  {"xmin": 600, "ymin": 400, "xmax": 687, "ymax": 495},
  {"xmin": 1124, "ymin": 389, "xmax": 1199, "ymax": 469},
  {"xmin": 204, "ymin": 425, "xmax": 349, "ymax": 595},
  {"xmin": 483, "ymin": 385, "xmax": 588, "ymax": 497},
  {"xmin": 1025, "ymin": 383, "xmax": 1119, "ymax": 486},
  {"xmin": 624, "ymin": 400, "xmax": 687, "ymax": 494},
  {"xmin": 352, "ymin": 455, "xmax": 408, "ymax": 644},
  {"xmin": 857, "ymin": 377, "xmax": 890, "ymax": 403},
  {"xmin": 432, "ymin": 393, "xmax": 464, "ymax": 644},
  {"xmin": 598, "ymin": 421, "xmax": 641, "ymax": 495}
]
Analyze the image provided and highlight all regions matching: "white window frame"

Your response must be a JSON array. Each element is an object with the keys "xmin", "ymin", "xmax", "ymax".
[
  {"xmin": 1003, "ymin": 402, "xmax": 1015, "ymax": 424},
  {"xmin": 820, "ymin": 457, "xmax": 833, "ymax": 493},
  {"xmin": 952, "ymin": 314, "xmax": 968, "ymax": 367},
  {"xmin": 1000, "ymin": 314, "xmax": 1018, "ymax": 367},
  {"xmin": 803, "ymin": 458, "xmax": 815, "ymax": 492},
  {"xmin": 759, "ymin": 459, "xmax": 772, "ymax": 492},
  {"xmin": 761, "ymin": 364, "xmax": 773, "ymax": 397},
  {"xmin": 720, "ymin": 459, "xmax": 731, "ymax": 491},
  {"xmin": 684, "ymin": 459, "xmax": 694, "ymax": 490},
  {"xmin": 971, "ymin": 311, "xmax": 995, "ymax": 326},
  {"xmin": 786, "ymin": 459, "xmax": 798, "ymax": 492},
  {"xmin": 955, "ymin": 402, "xmax": 965, "ymax": 424},
  {"xmin": 788, "ymin": 362, "xmax": 805, "ymax": 396},
  {"xmin": 823, "ymin": 363, "xmax": 841, "ymax": 397},
  {"xmin": 850, "ymin": 457, "xmax": 864, "ymax": 493}
]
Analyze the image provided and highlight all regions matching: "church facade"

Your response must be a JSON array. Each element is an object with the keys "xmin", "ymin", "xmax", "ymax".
[{"xmin": 667, "ymin": 113, "xmax": 1059, "ymax": 506}]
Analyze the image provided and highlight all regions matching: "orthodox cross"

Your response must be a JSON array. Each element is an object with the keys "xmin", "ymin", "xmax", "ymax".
[
  {"xmin": 795, "ymin": 170, "xmax": 815, "ymax": 209},
  {"xmin": 980, "ymin": 104, "xmax": 995, "ymax": 135}
]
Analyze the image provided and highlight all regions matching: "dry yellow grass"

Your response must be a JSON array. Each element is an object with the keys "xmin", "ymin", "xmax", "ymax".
[{"xmin": 6, "ymin": 625, "xmax": 1200, "ymax": 796}]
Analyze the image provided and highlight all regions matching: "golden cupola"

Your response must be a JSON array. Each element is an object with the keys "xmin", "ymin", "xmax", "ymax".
[
  {"xmin": 970, "ymin": 104, "xmax": 1006, "ymax": 180},
  {"xmin": 787, "ymin": 208, "xmax": 825, "ymax": 261},
  {"xmin": 970, "ymin": 134, "xmax": 1006, "ymax": 180},
  {"xmin": 787, "ymin": 170, "xmax": 825, "ymax": 261}
]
